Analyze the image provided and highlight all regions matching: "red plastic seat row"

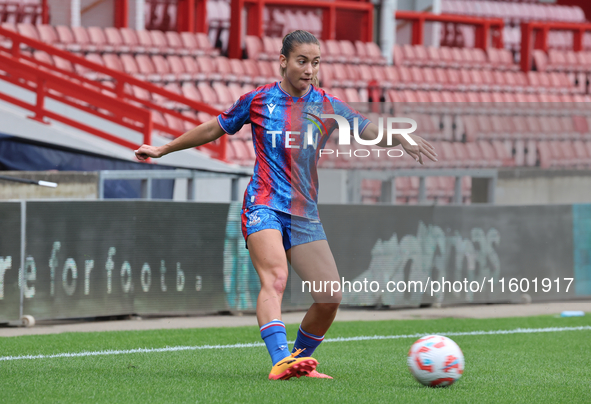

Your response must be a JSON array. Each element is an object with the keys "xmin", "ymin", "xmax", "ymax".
[
  {"xmin": 322, "ymin": 87, "xmax": 369, "ymax": 104},
  {"xmin": 317, "ymin": 137, "xmax": 514, "ymax": 170},
  {"xmin": 245, "ymin": 35, "xmax": 386, "ymax": 65},
  {"xmin": 387, "ymin": 89, "xmax": 591, "ymax": 108},
  {"xmin": 537, "ymin": 140, "xmax": 591, "ymax": 169},
  {"xmin": 533, "ymin": 49, "xmax": 591, "ymax": 73},
  {"xmin": 364, "ymin": 112, "xmax": 448, "ymax": 142},
  {"xmin": 67, "ymin": 53, "xmax": 280, "ymax": 86},
  {"xmin": 424, "ymin": 140, "xmax": 512, "ymax": 169},
  {"xmin": 129, "ymin": 80, "xmax": 253, "ymax": 112},
  {"xmin": 267, "ymin": 8, "xmax": 321, "ymax": 39},
  {"xmin": 16, "ymin": 23, "xmax": 218, "ymax": 57},
  {"xmin": 379, "ymin": 66, "xmax": 574, "ymax": 94},
  {"xmin": 226, "ymin": 137, "xmax": 256, "ymax": 166},
  {"xmin": 359, "ymin": 177, "xmax": 472, "ymax": 205},
  {"xmin": 461, "ymin": 115, "xmax": 590, "ymax": 142},
  {"xmin": 441, "ymin": 1, "xmax": 584, "ymax": 24},
  {"xmin": 393, "ymin": 45, "xmax": 517, "ymax": 71}
]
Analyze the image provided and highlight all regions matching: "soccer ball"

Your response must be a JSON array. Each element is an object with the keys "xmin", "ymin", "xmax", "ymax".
[{"xmin": 407, "ymin": 335, "xmax": 464, "ymax": 387}]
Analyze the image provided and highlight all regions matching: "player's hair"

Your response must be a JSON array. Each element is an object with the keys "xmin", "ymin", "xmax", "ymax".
[{"xmin": 280, "ymin": 30, "xmax": 320, "ymax": 87}]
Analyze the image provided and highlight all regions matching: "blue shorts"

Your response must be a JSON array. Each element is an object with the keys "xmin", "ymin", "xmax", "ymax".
[{"xmin": 241, "ymin": 206, "xmax": 327, "ymax": 250}]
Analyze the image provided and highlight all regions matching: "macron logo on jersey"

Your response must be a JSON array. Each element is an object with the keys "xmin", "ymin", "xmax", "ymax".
[{"xmin": 267, "ymin": 103, "xmax": 277, "ymax": 115}]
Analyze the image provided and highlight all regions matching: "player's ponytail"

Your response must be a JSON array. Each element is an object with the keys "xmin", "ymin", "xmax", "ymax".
[{"xmin": 280, "ymin": 30, "xmax": 320, "ymax": 87}]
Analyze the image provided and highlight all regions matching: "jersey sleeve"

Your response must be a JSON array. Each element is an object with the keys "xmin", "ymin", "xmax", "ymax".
[
  {"xmin": 325, "ymin": 94, "xmax": 372, "ymax": 136},
  {"xmin": 217, "ymin": 91, "xmax": 256, "ymax": 135}
]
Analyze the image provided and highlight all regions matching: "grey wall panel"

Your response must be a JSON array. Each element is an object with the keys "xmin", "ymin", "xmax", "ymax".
[{"xmin": 0, "ymin": 203, "xmax": 21, "ymax": 322}]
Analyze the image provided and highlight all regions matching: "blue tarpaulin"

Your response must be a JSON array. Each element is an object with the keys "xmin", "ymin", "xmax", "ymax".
[{"xmin": 0, "ymin": 133, "xmax": 175, "ymax": 199}]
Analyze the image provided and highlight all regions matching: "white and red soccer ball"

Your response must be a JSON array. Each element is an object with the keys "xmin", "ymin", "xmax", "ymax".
[{"xmin": 407, "ymin": 335, "xmax": 464, "ymax": 387}]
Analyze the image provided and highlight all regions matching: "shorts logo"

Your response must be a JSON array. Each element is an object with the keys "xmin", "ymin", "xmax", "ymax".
[
  {"xmin": 267, "ymin": 103, "xmax": 277, "ymax": 115},
  {"xmin": 248, "ymin": 211, "xmax": 261, "ymax": 227}
]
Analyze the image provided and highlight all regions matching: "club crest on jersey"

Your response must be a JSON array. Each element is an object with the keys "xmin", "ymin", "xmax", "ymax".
[
  {"xmin": 248, "ymin": 211, "xmax": 261, "ymax": 226},
  {"xmin": 267, "ymin": 103, "xmax": 277, "ymax": 115}
]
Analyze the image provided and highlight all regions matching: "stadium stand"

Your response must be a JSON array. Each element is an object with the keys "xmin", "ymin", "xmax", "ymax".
[
  {"xmin": 440, "ymin": 0, "xmax": 588, "ymax": 51},
  {"xmin": 0, "ymin": 0, "xmax": 45, "ymax": 25},
  {"xmin": 2, "ymin": 0, "xmax": 591, "ymax": 205}
]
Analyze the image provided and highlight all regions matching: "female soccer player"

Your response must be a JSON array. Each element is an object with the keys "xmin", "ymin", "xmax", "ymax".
[{"xmin": 135, "ymin": 30, "xmax": 437, "ymax": 380}]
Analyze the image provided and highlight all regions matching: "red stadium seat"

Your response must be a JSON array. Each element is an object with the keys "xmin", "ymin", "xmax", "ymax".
[
  {"xmin": 105, "ymin": 27, "xmax": 131, "ymax": 53},
  {"xmin": 196, "ymin": 32, "xmax": 219, "ymax": 56},
  {"xmin": 55, "ymin": 25, "xmax": 81, "ymax": 52},
  {"xmin": 478, "ymin": 141, "xmax": 501, "ymax": 167},
  {"xmin": 181, "ymin": 56, "xmax": 206, "ymax": 81},
  {"xmin": 151, "ymin": 55, "xmax": 175, "ymax": 82},
  {"xmin": 167, "ymin": 55, "xmax": 192, "ymax": 81},
  {"xmin": 102, "ymin": 53, "xmax": 124, "ymax": 72},
  {"xmin": 135, "ymin": 54, "xmax": 160, "ymax": 81},
  {"xmin": 227, "ymin": 82, "xmax": 246, "ymax": 101},
  {"xmin": 197, "ymin": 55, "xmax": 222, "ymax": 82},
  {"xmin": 197, "ymin": 82, "xmax": 222, "ymax": 109},
  {"xmin": 214, "ymin": 56, "xmax": 237, "ymax": 82},
  {"xmin": 120, "ymin": 27, "xmax": 143, "ymax": 52},
  {"xmin": 119, "ymin": 54, "xmax": 141, "ymax": 77},
  {"xmin": 245, "ymin": 35, "xmax": 263, "ymax": 60},
  {"xmin": 262, "ymin": 36, "xmax": 278, "ymax": 60},
  {"xmin": 87, "ymin": 27, "xmax": 114, "ymax": 53},
  {"xmin": 165, "ymin": 31, "xmax": 189, "ymax": 56},
  {"xmin": 213, "ymin": 82, "xmax": 234, "ymax": 108},
  {"xmin": 136, "ymin": 30, "xmax": 159, "ymax": 54},
  {"xmin": 340, "ymin": 40, "xmax": 359, "ymax": 64},
  {"xmin": 181, "ymin": 82, "xmax": 202, "ymax": 102},
  {"xmin": 149, "ymin": 30, "xmax": 172, "ymax": 55},
  {"xmin": 228, "ymin": 58, "xmax": 252, "ymax": 84},
  {"xmin": 71, "ymin": 26, "xmax": 99, "ymax": 53},
  {"xmin": 179, "ymin": 32, "xmax": 203, "ymax": 56}
]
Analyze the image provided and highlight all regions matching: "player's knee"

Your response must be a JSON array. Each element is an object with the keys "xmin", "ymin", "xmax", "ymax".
[
  {"xmin": 316, "ymin": 302, "xmax": 341, "ymax": 314},
  {"xmin": 272, "ymin": 275, "xmax": 288, "ymax": 295},
  {"xmin": 327, "ymin": 289, "xmax": 343, "ymax": 305},
  {"xmin": 261, "ymin": 268, "xmax": 288, "ymax": 295}
]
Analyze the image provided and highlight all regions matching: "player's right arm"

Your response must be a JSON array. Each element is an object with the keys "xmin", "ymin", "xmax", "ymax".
[{"xmin": 135, "ymin": 118, "xmax": 226, "ymax": 161}]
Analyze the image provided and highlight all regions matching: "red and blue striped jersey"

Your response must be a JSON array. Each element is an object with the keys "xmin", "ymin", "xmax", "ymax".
[{"xmin": 217, "ymin": 82, "xmax": 370, "ymax": 220}]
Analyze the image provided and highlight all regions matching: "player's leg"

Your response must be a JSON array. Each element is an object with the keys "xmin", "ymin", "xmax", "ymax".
[
  {"xmin": 287, "ymin": 238, "xmax": 341, "ymax": 378},
  {"xmin": 287, "ymin": 239, "xmax": 342, "ymax": 338},
  {"xmin": 247, "ymin": 228, "xmax": 289, "ymax": 327},
  {"xmin": 244, "ymin": 212, "xmax": 317, "ymax": 380},
  {"xmin": 247, "ymin": 229, "xmax": 295, "ymax": 370}
]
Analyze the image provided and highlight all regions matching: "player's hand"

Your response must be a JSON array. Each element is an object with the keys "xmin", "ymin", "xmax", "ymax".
[
  {"xmin": 135, "ymin": 144, "xmax": 164, "ymax": 161},
  {"xmin": 399, "ymin": 134, "xmax": 438, "ymax": 165}
]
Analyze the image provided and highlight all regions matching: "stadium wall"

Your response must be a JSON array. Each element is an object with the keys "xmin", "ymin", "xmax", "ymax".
[
  {"xmin": 0, "ymin": 200, "xmax": 590, "ymax": 323},
  {"xmin": 0, "ymin": 171, "xmax": 98, "ymax": 200},
  {"xmin": 47, "ymin": 0, "xmax": 74, "ymax": 26},
  {"xmin": 496, "ymin": 169, "xmax": 591, "ymax": 205}
]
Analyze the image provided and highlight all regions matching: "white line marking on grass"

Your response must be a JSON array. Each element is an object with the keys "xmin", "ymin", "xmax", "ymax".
[{"xmin": 1, "ymin": 326, "xmax": 589, "ymax": 362}]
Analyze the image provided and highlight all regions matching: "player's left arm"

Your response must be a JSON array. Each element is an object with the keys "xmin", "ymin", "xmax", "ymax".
[{"xmin": 360, "ymin": 122, "xmax": 438, "ymax": 165}]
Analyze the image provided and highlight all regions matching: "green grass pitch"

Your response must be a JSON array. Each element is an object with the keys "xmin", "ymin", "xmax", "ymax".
[{"xmin": 0, "ymin": 315, "xmax": 590, "ymax": 403}]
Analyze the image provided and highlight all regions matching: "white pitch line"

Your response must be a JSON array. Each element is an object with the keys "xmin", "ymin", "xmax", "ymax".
[{"xmin": 1, "ymin": 326, "xmax": 589, "ymax": 362}]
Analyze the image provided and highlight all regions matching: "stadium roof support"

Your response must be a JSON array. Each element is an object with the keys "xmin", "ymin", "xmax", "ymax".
[
  {"xmin": 394, "ymin": 11, "xmax": 504, "ymax": 50},
  {"xmin": 114, "ymin": 0, "xmax": 129, "ymax": 28},
  {"xmin": 177, "ymin": 0, "xmax": 208, "ymax": 33},
  {"xmin": 520, "ymin": 21, "xmax": 591, "ymax": 72},
  {"xmin": 227, "ymin": 0, "xmax": 374, "ymax": 59},
  {"xmin": 42, "ymin": 0, "xmax": 49, "ymax": 24}
]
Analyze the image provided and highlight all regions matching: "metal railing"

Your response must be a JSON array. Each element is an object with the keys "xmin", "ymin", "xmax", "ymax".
[
  {"xmin": 349, "ymin": 168, "xmax": 498, "ymax": 204},
  {"xmin": 98, "ymin": 169, "xmax": 247, "ymax": 201}
]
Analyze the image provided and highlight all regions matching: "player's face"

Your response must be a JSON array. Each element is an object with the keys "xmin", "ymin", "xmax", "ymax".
[{"xmin": 280, "ymin": 43, "xmax": 320, "ymax": 97}]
